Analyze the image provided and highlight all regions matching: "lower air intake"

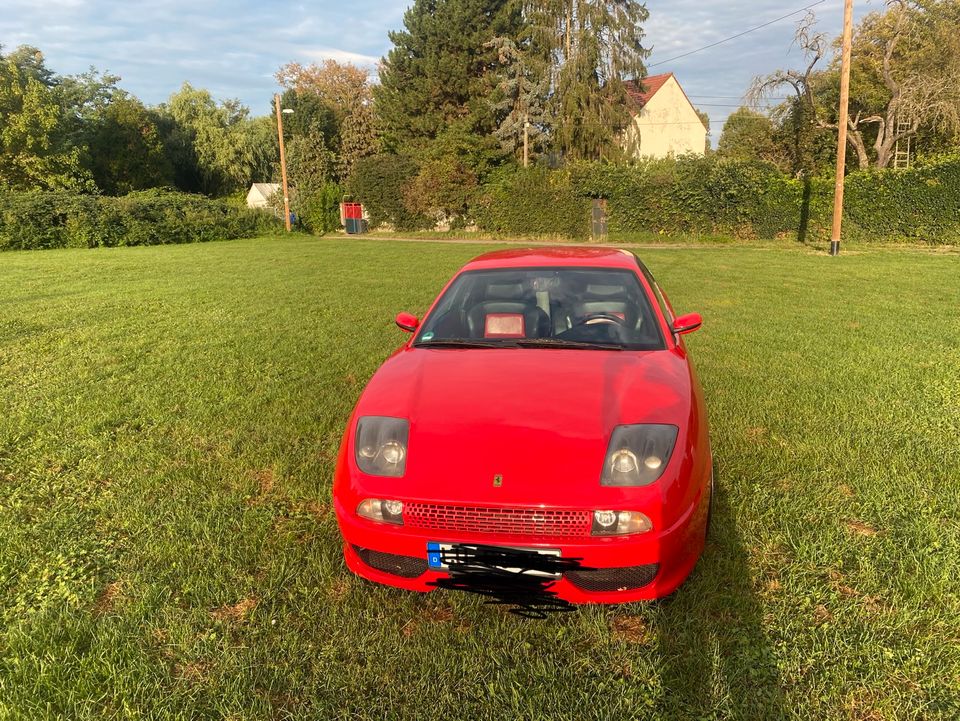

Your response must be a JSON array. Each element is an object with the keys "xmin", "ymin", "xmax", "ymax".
[
  {"xmin": 353, "ymin": 546, "xmax": 428, "ymax": 578},
  {"xmin": 565, "ymin": 564, "xmax": 659, "ymax": 592}
]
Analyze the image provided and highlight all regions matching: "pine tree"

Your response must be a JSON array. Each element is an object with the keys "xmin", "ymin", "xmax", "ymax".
[
  {"xmin": 486, "ymin": 35, "xmax": 550, "ymax": 160},
  {"xmin": 528, "ymin": 0, "xmax": 650, "ymax": 160},
  {"xmin": 374, "ymin": 0, "xmax": 522, "ymax": 152}
]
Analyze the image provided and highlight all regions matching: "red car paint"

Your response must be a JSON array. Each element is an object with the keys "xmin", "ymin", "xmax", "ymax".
[{"xmin": 333, "ymin": 247, "xmax": 712, "ymax": 603}]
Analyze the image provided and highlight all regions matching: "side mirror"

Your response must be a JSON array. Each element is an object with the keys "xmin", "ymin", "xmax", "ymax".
[
  {"xmin": 395, "ymin": 312, "xmax": 420, "ymax": 333},
  {"xmin": 671, "ymin": 312, "xmax": 702, "ymax": 335}
]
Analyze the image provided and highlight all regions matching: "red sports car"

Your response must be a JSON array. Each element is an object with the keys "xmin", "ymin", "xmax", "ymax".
[{"xmin": 333, "ymin": 247, "xmax": 712, "ymax": 606}]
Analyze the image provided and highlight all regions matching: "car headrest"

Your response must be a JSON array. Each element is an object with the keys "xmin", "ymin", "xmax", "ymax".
[
  {"xmin": 484, "ymin": 313, "xmax": 526, "ymax": 338},
  {"xmin": 585, "ymin": 283, "xmax": 626, "ymax": 297},
  {"xmin": 486, "ymin": 282, "xmax": 524, "ymax": 300}
]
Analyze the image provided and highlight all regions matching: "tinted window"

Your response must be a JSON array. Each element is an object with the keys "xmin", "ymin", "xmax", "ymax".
[{"xmin": 415, "ymin": 267, "xmax": 665, "ymax": 350}]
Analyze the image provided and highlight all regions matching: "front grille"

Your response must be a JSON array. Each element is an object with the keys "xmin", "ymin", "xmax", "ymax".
[
  {"xmin": 353, "ymin": 546, "xmax": 427, "ymax": 578},
  {"xmin": 404, "ymin": 503, "xmax": 592, "ymax": 538},
  {"xmin": 565, "ymin": 564, "xmax": 659, "ymax": 592}
]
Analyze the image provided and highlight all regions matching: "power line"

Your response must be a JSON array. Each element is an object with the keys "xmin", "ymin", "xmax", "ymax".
[
  {"xmin": 688, "ymin": 94, "xmax": 790, "ymax": 100},
  {"xmin": 648, "ymin": 0, "xmax": 827, "ymax": 68},
  {"xmin": 689, "ymin": 102, "xmax": 779, "ymax": 107},
  {"xmin": 549, "ymin": 119, "xmax": 733, "ymax": 128}
]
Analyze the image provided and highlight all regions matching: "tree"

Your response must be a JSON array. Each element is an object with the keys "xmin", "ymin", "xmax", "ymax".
[
  {"xmin": 403, "ymin": 155, "xmax": 479, "ymax": 224},
  {"xmin": 754, "ymin": 2, "xmax": 960, "ymax": 170},
  {"xmin": 3, "ymin": 45, "xmax": 56, "ymax": 86},
  {"xmin": 237, "ymin": 115, "xmax": 278, "ymax": 185},
  {"xmin": 347, "ymin": 154, "xmax": 428, "ymax": 230},
  {"xmin": 285, "ymin": 123, "xmax": 336, "ymax": 192},
  {"xmin": 86, "ymin": 94, "xmax": 172, "ymax": 194},
  {"xmin": 718, "ymin": 107, "xmax": 778, "ymax": 163},
  {"xmin": 750, "ymin": 12, "xmax": 834, "ymax": 176},
  {"xmin": 156, "ymin": 83, "xmax": 260, "ymax": 195},
  {"xmin": 486, "ymin": 35, "xmax": 550, "ymax": 160},
  {"xmin": 276, "ymin": 60, "xmax": 379, "ymax": 178},
  {"xmin": 527, "ymin": 0, "xmax": 650, "ymax": 160},
  {"xmin": 374, "ymin": 0, "xmax": 522, "ymax": 152},
  {"xmin": 282, "ymin": 121, "xmax": 341, "ymax": 233},
  {"xmin": 835, "ymin": 0, "xmax": 960, "ymax": 168},
  {"xmin": 400, "ymin": 124, "xmax": 501, "ymax": 223},
  {"xmin": 0, "ymin": 58, "xmax": 90, "ymax": 190},
  {"xmin": 274, "ymin": 88, "xmax": 337, "ymax": 147},
  {"xmin": 696, "ymin": 108, "xmax": 712, "ymax": 152}
]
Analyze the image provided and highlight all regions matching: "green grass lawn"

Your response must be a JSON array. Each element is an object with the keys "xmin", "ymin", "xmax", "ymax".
[{"xmin": 1, "ymin": 236, "xmax": 958, "ymax": 720}]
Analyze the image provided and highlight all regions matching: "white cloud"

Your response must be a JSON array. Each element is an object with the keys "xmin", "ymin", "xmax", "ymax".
[
  {"xmin": 299, "ymin": 47, "xmax": 381, "ymax": 67},
  {"xmin": 0, "ymin": 0, "xmax": 874, "ymax": 125}
]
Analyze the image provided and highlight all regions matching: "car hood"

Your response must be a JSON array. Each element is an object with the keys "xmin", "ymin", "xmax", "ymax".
[{"xmin": 352, "ymin": 347, "xmax": 693, "ymax": 505}]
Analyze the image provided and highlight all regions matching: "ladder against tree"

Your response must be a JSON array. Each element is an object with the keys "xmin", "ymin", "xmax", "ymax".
[{"xmin": 893, "ymin": 115, "xmax": 913, "ymax": 169}]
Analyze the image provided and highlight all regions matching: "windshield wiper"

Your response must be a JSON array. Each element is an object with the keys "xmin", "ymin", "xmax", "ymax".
[
  {"xmin": 512, "ymin": 338, "xmax": 625, "ymax": 351},
  {"xmin": 414, "ymin": 339, "xmax": 512, "ymax": 349},
  {"xmin": 415, "ymin": 338, "xmax": 625, "ymax": 350}
]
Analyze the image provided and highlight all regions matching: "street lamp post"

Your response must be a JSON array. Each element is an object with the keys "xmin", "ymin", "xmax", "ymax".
[{"xmin": 274, "ymin": 94, "xmax": 293, "ymax": 232}]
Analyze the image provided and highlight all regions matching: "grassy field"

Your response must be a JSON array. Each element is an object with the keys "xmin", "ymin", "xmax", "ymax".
[{"xmin": 1, "ymin": 236, "xmax": 958, "ymax": 720}]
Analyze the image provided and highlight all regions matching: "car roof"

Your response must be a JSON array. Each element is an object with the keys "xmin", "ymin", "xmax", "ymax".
[{"xmin": 463, "ymin": 246, "xmax": 639, "ymax": 271}]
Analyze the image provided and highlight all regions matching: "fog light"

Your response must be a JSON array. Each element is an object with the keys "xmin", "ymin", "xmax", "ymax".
[
  {"xmin": 383, "ymin": 499, "xmax": 404, "ymax": 516},
  {"xmin": 591, "ymin": 509, "xmax": 652, "ymax": 536},
  {"xmin": 357, "ymin": 498, "xmax": 404, "ymax": 525}
]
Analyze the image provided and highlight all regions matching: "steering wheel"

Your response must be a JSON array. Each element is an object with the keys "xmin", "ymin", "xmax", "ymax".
[{"xmin": 571, "ymin": 312, "xmax": 626, "ymax": 328}]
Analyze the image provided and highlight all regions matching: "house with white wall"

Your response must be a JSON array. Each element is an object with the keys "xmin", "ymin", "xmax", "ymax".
[
  {"xmin": 622, "ymin": 73, "xmax": 707, "ymax": 158},
  {"xmin": 246, "ymin": 183, "xmax": 281, "ymax": 210}
]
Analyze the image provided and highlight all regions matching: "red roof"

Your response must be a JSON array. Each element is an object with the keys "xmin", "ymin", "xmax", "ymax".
[{"xmin": 624, "ymin": 72, "xmax": 673, "ymax": 109}]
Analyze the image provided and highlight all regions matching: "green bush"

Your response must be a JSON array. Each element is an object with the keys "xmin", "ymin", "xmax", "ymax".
[
  {"xmin": 290, "ymin": 182, "xmax": 343, "ymax": 235},
  {"xmin": 0, "ymin": 190, "xmax": 281, "ymax": 251},
  {"xmin": 404, "ymin": 157, "xmax": 479, "ymax": 228},
  {"xmin": 346, "ymin": 154, "xmax": 430, "ymax": 232},
  {"xmin": 473, "ymin": 166, "xmax": 590, "ymax": 238}
]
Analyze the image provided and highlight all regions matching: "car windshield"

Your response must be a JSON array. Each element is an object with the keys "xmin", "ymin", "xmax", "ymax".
[{"xmin": 414, "ymin": 267, "xmax": 666, "ymax": 351}]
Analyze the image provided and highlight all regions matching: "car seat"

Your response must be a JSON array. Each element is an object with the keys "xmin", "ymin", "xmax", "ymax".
[{"xmin": 465, "ymin": 282, "xmax": 550, "ymax": 339}]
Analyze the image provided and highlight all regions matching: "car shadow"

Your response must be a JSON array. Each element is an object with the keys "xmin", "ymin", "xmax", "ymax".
[{"xmin": 652, "ymin": 471, "xmax": 789, "ymax": 719}]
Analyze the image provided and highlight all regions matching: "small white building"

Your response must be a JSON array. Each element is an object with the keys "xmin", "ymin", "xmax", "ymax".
[
  {"xmin": 246, "ymin": 183, "xmax": 281, "ymax": 209},
  {"xmin": 622, "ymin": 73, "xmax": 707, "ymax": 158}
]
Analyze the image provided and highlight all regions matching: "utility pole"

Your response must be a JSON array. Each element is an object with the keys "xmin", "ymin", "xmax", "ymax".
[
  {"xmin": 830, "ymin": 0, "xmax": 854, "ymax": 256},
  {"xmin": 523, "ymin": 113, "xmax": 530, "ymax": 168},
  {"xmin": 274, "ymin": 93, "xmax": 292, "ymax": 232}
]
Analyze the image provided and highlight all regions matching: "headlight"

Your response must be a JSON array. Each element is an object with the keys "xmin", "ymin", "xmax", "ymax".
[
  {"xmin": 601, "ymin": 424, "xmax": 678, "ymax": 486},
  {"xmin": 357, "ymin": 498, "xmax": 404, "ymax": 524},
  {"xmin": 355, "ymin": 416, "xmax": 409, "ymax": 477},
  {"xmin": 591, "ymin": 510, "xmax": 652, "ymax": 536}
]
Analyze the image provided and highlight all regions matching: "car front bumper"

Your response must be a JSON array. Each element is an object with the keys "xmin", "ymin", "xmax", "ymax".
[{"xmin": 334, "ymin": 486, "xmax": 709, "ymax": 604}]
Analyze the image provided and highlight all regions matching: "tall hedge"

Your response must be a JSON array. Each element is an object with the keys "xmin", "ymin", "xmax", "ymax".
[
  {"xmin": 570, "ymin": 157, "xmax": 817, "ymax": 240},
  {"xmin": 472, "ymin": 166, "xmax": 591, "ymax": 238},
  {"xmin": 0, "ymin": 190, "xmax": 281, "ymax": 251},
  {"xmin": 569, "ymin": 155, "xmax": 960, "ymax": 244},
  {"xmin": 843, "ymin": 158, "xmax": 960, "ymax": 243}
]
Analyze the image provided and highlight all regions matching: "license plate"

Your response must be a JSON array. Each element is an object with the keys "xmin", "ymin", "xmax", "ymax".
[{"xmin": 426, "ymin": 542, "xmax": 562, "ymax": 578}]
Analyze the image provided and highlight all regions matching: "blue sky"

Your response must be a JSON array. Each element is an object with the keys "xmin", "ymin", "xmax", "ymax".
[{"xmin": 1, "ymin": 0, "xmax": 875, "ymax": 132}]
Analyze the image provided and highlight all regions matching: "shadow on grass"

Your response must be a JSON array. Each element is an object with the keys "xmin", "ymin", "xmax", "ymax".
[{"xmin": 654, "ymin": 476, "xmax": 788, "ymax": 719}]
